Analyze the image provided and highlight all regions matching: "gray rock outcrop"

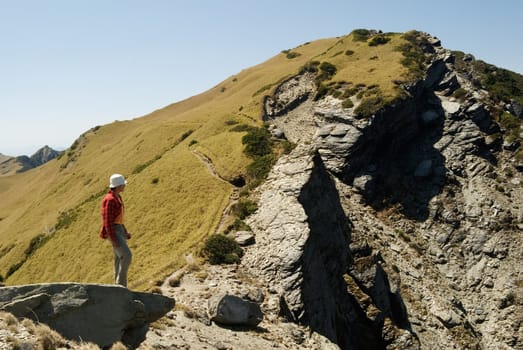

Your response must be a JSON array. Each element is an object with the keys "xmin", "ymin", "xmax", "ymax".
[
  {"xmin": 0, "ymin": 283, "xmax": 174, "ymax": 349},
  {"xmin": 8, "ymin": 146, "xmax": 63, "ymax": 173},
  {"xmin": 243, "ymin": 32, "xmax": 522, "ymax": 350},
  {"xmin": 29, "ymin": 145, "xmax": 62, "ymax": 167},
  {"xmin": 208, "ymin": 293, "xmax": 263, "ymax": 327}
]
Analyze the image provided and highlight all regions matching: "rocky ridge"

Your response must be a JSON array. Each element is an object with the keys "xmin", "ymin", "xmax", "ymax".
[
  {"xmin": 242, "ymin": 32, "xmax": 522, "ymax": 349},
  {"xmin": 146, "ymin": 32, "xmax": 521, "ymax": 350}
]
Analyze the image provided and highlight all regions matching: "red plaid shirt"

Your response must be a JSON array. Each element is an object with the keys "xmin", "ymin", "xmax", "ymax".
[{"xmin": 99, "ymin": 190, "xmax": 125, "ymax": 241}]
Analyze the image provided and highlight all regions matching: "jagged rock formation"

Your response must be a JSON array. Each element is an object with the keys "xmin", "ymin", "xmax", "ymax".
[
  {"xmin": 17, "ymin": 145, "xmax": 62, "ymax": 172},
  {"xmin": 0, "ymin": 145, "xmax": 62, "ymax": 176},
  {"xmin": 0, "ymin": 283, "xmax": 174, "ymax": 349},
  {"xmin": 244, "ymin": 33, "xmax": 522, "ymax": 349},
  {"xmin": 29, "ymin": 145, "xmax": 62, "ymax": 167}
]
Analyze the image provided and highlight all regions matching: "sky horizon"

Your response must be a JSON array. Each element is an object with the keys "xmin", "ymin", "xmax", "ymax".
[{"xmin": 1, "ymin": 0, "xmax": 522, "ymax": 156}]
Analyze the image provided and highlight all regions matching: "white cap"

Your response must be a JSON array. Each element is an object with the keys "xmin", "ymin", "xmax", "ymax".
[{"xmin": 109, "ymin": 174, "xmax": 127, "ymax": 188}]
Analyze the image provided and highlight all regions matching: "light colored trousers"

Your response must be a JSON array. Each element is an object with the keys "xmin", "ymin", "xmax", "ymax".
[{"xmin": 113, "ymin": 224, "xmax": 132, "ymax": 287}]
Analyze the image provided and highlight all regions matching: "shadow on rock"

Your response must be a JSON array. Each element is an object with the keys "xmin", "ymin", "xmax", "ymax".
[
  {"xmin": 0, "ymin": 283, "xmax": 174, "ymax": 349},
  {"xmin": 298, "ymin": 154, "xmax": 387, "ymax": 349},
  {"xmin": 358, "ymin": 92, "xmax": 448, "ymax": 222}
]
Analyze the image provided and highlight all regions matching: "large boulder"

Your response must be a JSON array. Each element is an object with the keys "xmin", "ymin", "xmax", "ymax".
[
  {"xmin": 208, "ymin": 293, "xmax": 263, "ymax": 327},
  {"xmin": 0, "ymin": 283, "xmax": 174, "ymax": 349}
]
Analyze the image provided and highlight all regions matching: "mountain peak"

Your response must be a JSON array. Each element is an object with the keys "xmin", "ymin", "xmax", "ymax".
[
  {"xmin": 0, "ymin": 145, "xmax": 63, "ymax": 176},
  {"xmin": 29, "ymin": 145, "xmax": 62, "ymax": 166}
]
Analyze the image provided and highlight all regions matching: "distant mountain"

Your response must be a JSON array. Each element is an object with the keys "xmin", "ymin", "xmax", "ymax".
[
  {"xmin": 0, "ymin": 153, "xmax": 11, "ymax": 164},
  {"xmin": 0, "ymin": 145, "xmax": 62, "ymax": 176}
]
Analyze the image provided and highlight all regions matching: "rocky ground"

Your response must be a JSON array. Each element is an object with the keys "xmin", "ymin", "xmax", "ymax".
[
  {"xmin": 140, "ymin": 257, "xmax": 339, "ymax": 350},
  {"xmin": 0, "ymin": 260, "xmax": 336, "ymax": 350}
]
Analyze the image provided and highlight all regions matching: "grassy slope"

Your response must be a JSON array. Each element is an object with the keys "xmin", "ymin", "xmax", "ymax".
[
  {"xmin": 313, "ymin": 34, "xmax": 408, "ymax": 98},
  {"xmin": 0, "ymin": 158, "xmax": 22, "ymax": 177},
  {"xmin": 0, "ymin": 32, "xmax": 411, "ymax": 290}
]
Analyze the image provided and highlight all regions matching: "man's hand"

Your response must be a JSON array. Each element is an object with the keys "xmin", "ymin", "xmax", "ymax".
[{"xmin": 126, "ymin": 232, "xmax": 132, "ymax": 240}]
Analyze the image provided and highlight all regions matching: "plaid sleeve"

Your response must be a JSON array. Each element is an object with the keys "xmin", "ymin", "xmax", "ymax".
[{"xmin": 102, "ymin": 196, "xmax": 119, "ymax": 241}]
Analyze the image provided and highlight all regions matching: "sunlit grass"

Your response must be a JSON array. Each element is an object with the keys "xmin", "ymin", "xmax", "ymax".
[{"xmin": 0, "ymin": 31, "xmax": 411, "ymax": 290}]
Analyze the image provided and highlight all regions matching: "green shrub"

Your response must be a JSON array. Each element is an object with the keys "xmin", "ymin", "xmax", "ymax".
[
  {"xmin": 498, "ymin": 112, "xmax": 521, "ymax": 142},
  {"xmin": 225, "ymin": 219, "xmax": 251, "ymax": 233},
  {"xmin": 342, "ymin": 99, "xmax": 354, "ymax": 108},
  {"xmin": 189, "ymin": 140, "xmax": 198, "ymax": 146},
  {"xmin": 314, "ymin": 82, "xmax": 330, "ymax": 101},
  {"xmin": 368, "ymin": 35, "xmax": 391, "ymax": 46},
  {"xmin": 232, "ymin": 200, "xmax": 258, "ymax": 219},
  {"xmin": 230, "ymin": 124, "xmax": 254, "ymax": 132},
  {"xmin": 343, "ymin": 87, "xmax": 359, "ymax": 97},
  {"xmin": 132, "ymin": 154, "xmax": 161, "ymax": 174},
  {"xmin": 354, "ymin": 95, "xmax": 385, "ymax": 119},
  {"xmin": 352, "ymin": 29, "xmax": 371, "ymax": 42},
  {"xmin": 81, "ymin": 188, "xmax": 108, "ymax": 205},
  {"xmin": 0, "ymin": 274, "xmax": 3, "ymax": 282},
  {"xmin": 281, "ymin": 140, "xmax": 296, "ymax": 154},
  {"xmin": 6, "ymin": 261, "xmax": 23, "ymax": 278},
  {"xmin": 480, "ymin": 66, "xmax": 523, "ymax": 102},
  {"xmin": 180, "ymin": 130, "xmax": 194, "ymax": 141},
  {"xmin": 242, "ymin": 128, "xmax": 272, "ymax": 157},
  {"xmin": 286, "ymin": 51, "xmax": 301, "ymax": 59},
  {"xmin": 453, "ymin": 88, "xmax": 467, "ymax": 100},
  {"xmin": 247, "ymin": 154, "xmax": 276, "ymax": 181},
  {"xmin": 397, "ymin": 31, "xmax": 430, "ymax": 80},
  {"xmin": 55, "ymin": 210, "xmax": 78, "ymax": 230},
  {"xmin": 299, "ymin": 60, "xmax": 321, "ymax": 74},
  {"xmin": 225, "ymin": 120, "xmax": 239, "ymax": 126},
  {"xmin": 70, "ymin": 139, "xmax": 79, "ymax": 151},
  {"xmin": 202, "ymin": 234, "xmax": 244, "ymax": 265},
  {"xmin": 318, "ymin": 61, "xmax": 337, "ymax": 80},
  {"xmin": 24, "ymin": 234, "xmax": 48, "ymax": 256},
  {"xmin": 345, "ymin": 50, "xmax": 355, "ymax": 56},
  {"xmin": 151, "ymin": 177, "xmax": 159, "ymax": 184},
  {"xmin": 331, "ymin": 90, "xmax": 342, "ymax": 98}
]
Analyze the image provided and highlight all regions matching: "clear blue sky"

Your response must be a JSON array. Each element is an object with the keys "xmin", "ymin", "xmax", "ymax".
[{"xmin": 1, "ymin": 0, "xmax": 522, "ymax": 156}]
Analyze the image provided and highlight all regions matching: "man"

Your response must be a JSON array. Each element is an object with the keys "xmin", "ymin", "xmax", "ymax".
[{"xmin": 99, "ymin": 174, "xmax": 132, "ymax": 287}]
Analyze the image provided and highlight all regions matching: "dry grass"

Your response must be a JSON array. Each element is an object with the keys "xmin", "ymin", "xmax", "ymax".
[
  {"xmin": 0, "ymin": 311, "xmax": 104, "ymax": 349},
  {"xmin": 1, "ymin": 311, "xmax": 19, "ymax": 326},
  {"xmin": 0, "ymin": 312, "xmax": 146, "ymax": 349},
  {"xmin": 168, "ymin": 275, "xmax": 181, "ymax": 287},
  {"xmin": 193, "ymin": 270, "xmax": 209, "ymax": 281},
  {"xmin": 109, "ymin": 342, "xmax": 128, "ymax": 350},
  {"xmin": 174, "ymin": 303, "xmax": 198, "ymax": 319},
  {"xmin": 34, "ymin": 323, "xmax": 69, "ymax": 349},
  {"xmin": 150, "ymin": 315, "xmax": 176, "ymax": 331},
  {"xmin": 0, "ymin": 31, "xmax": 411, "ymax": 291}
]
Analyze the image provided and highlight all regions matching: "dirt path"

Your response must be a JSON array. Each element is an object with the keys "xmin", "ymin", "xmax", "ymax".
[{"xmin": 190, "ymin": 149, "xmax": 240, "ymax": 234}]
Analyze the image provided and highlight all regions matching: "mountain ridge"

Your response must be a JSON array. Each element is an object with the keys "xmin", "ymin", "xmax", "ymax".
[
  {"xmin": 0, "ymin": 29, "xmax": 522, "ymax": 349},
  {"xmin": 0, "ymin": 145, "xmax": 62, "ymax": 177}
]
